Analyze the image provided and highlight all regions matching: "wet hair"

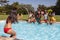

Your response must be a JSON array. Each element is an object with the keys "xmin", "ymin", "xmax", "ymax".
[
  {"xmin": 6, "ymin": 11, "xmax": 18, "ymax": 24},
  {"xmin": 7, "ymin": 7, "xmax": 18, "ymax": 23}
]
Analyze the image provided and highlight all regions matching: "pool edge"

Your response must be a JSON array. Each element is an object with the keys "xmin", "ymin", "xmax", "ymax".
[{"xmin": 0, "ymin": 20, "xmax": 60, "ymax": 23}]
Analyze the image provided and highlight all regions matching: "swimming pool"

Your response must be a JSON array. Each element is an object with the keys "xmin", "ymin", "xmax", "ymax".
[{"xmin": 0, "ymin": 20, "xmax": 60, "ymax": 40}]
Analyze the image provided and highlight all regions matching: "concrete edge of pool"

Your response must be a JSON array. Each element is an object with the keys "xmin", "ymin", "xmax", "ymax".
[{"xmin": 0, "ymin": 20, "xmax": 60, "ymax": 23}]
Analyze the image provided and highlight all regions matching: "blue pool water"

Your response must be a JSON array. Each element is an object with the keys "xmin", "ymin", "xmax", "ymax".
[{"xmin": 0, "ymin": 21, "xmax": 60, "ymax": 40}]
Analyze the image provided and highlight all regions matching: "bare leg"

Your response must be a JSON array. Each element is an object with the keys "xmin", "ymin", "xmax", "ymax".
[{"xmin": 7, "ymin": 29, "xmax": 16, "ymax": 38}]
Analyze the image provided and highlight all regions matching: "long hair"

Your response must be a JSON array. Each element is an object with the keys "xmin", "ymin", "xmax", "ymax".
[
  {"xmin": 6, "ymin": 12, "xmax": 18, "ymax": 24},
  {"xmin": 6, "ymin": 8, "xmax": 18, "ymax": 24}
]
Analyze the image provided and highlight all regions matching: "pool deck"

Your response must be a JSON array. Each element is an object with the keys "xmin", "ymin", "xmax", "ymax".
[
  {"xmin": 0, "ymin": 20, "xmax": 60, "ymax": 23},
  {"xmin": 0, "ymin": 36, "xmax": 14, "ymax": 40},
  {"xmin": 0, "ymin": 36, "xmax": 20, "ymax": 40}
]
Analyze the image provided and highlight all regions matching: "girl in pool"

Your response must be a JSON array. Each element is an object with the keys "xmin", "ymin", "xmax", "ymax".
[
  {"xmin": 4, "ymin": 8, "xmax": 19, "ymax": 38},
  {"xmin": 44, "ymin": 10, "xmax": 49, "ymax": 24}
]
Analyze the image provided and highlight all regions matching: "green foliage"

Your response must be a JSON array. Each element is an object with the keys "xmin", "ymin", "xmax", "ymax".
[
  {"xmin": 17, "ymin": 7, "xmax": 28, "ymax": 14},
  {"xmin": 48, "ymin": 9, "xmax": 53, "ymax": 13},
  {"xmin": 11, "ymin": 2, "xmax": 20, "ymax": 9},
  {"xmin": 55, "ymin": 0, "xmax": 60, "ymax": 15},
  {"xmin": 56, "ymin": 0, "xmax": 60, "ymax": 7},
  {"xmin": 38, "ymin": 5, "xmax": 47, "ymax": 10},
  {"xmin": 0, "ymin": 1, "xmax": 60, "ymax": 15},
  {"xmin": 0, "ymin": 2, "xmax": 34, "ymax": 15},
  {"xmin": 0, "ymin": 15, "xmax": 60, "ymax": 22}
]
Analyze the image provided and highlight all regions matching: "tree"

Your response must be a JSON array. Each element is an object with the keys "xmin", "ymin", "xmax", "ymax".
[
  {"xmin": 4, "ymin": 2, "xmax": 20, "ymax": 15},
  {"xmin": 0, "ymin": 6, "xmax": 6, "ymax": 15},
  {"xmin": 56, "ymin": 0, "xmax": 60, "ymax": 7},
  {"xmin": 11, "ymin": 2, "xmax": 20, "ymax": 9},
  {"xmin": 4, "ymin": 4, "xmax": 13, "ymax": 14},
  {"xmin": 38, "ymin": 5, "xmax": 47, "ymax": 10},
  {"xmin": 55, "ymin": 0, "xmax": 60, "ymax": 15},
  {"xmin": 20, "ymin": 4, "xmax": 34, "ymax": 12},
  {"xmin": 0, "ymin": 2, "xmax": 34, "ymax": 15},
  {"xmin": 18, "ymin": 4, "xmax": 34, "ymax": 14},
  {"xmin": 17, "ymin": 7, "xmax": 28, "ymax": 14}
]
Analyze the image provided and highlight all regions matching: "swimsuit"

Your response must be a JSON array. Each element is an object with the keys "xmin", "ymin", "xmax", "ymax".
[
  {"xmin": 44, "ymin": 14, "xmax": 48, "ymax": 22},
  {"xmin": 44, "ymin": 20, "xmax": 48, "ymax": 23},
  {"xmin": 50, "ymin": 17, "xmax": 56, "ymax": 21},
  {"xmin": 52, "ymin": 17, "xmax": 56, "ymax": 21},
  {"xmin": 4, "ymin": 28, "xmax": 11, "ymax": 33}
]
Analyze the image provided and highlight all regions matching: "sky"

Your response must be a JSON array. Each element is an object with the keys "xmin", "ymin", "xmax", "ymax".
[{"xmin": 8, "ymin": 0, "xmax": 57, "ymax": 10}]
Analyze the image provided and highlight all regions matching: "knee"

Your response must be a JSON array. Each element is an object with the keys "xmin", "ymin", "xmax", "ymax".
[{"xmin": 12, "ymin": 31, "xmax": 16, "ymax": 36}]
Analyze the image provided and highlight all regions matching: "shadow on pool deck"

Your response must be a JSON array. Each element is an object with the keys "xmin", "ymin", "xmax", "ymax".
[{"xmin": 0, "ymin": 36, "xmax": 21, "ymax": 40}]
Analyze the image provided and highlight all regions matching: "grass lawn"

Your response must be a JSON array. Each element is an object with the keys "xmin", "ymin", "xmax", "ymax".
[
  {"xmin": 0, "ymin": 15, "xmax": 60, "ymax": 22},
  {"xmin": 55, "ymin": 15, "xmax": 60, "ymax": 22},
  {"xmin": 0, "ymin": 15, "xmax": 8, "ymax": 20},
  {"xmin": 0, "ymin": 15, "xmax": 28, "ymax": 20}
]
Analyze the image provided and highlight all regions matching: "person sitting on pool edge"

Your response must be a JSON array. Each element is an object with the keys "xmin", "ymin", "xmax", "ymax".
[
  {"xmin": 4, "ymin": 7, "xmax": 19, "ymax": 38},
  {"xmin": 28, "ymin": 11, "xmax": 33, "ymax": 22},
  {"xmin": 30, "ymin": 13, "xmax": 36, "ymax": 23},
  {"xmin": 44, "ymin": 10, "xmax": 49, "ymax": 24},
  {"xmin": 28, "ymin": 11, "xmax": 36, "ymax": 23},
  {"xmin": 49, "ymin": 12, "xmax": 56, "ymax": 25},
  {"xmin": 35, "ymin": 8, "xmax": 41, "ymax": 24}
]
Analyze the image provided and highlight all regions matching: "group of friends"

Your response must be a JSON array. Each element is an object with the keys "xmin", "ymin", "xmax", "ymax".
[
  {"xmin": 3, "ymin": 7, "xmax": 56, "ymax": 39},
  {"xmin": 28, "ymin": 8, "xmax": 56, "ymax": 25}
]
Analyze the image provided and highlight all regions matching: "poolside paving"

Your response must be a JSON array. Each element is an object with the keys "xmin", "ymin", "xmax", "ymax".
[{"xmin": 0, "ymin": 36, "xmax": 21, "ymax": 40}]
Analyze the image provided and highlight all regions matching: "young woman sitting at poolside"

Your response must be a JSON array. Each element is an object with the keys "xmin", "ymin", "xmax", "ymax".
[
  {"xmin": 35, "ymin": 8, "xmax": 41, "ymax": 24},
  {"xmin": 4, "ymin": 8, "xmax": 19, "ymax": 38},
  {"xmin": 28, "ymin": 11, "xmax": 36, "ymax": 23},
  {"xmin": 44, "ymin": 10, "xmax": 49, "ymax": 24},
  {"xmin": 30, "ymin": 14, "xmax": 36, "ymax": 23},
  {"xmin": 19, "ymin": 13, "xmax": 23, "ymax": 20},
  {"xmin": 49, "ymin": 12, "xmax": 56, "ymax": 25}
]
